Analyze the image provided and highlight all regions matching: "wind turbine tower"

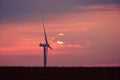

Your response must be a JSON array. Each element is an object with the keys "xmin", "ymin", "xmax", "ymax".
[{"xmin": 39, "ymin": 20, "xmax": 52, "ymax": 67}]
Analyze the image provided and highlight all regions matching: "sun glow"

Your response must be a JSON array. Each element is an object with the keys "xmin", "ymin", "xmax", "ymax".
[
  {"xmin": 58, "ymin": 33, "xmax": 64, "ymax": 36},
  {"xmin": 57, "ymin": 41, "xmax": 64, "ymax": 45}
]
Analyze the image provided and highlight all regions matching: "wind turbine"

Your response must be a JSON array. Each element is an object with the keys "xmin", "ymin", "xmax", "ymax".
[{"xmin": 39, "ymin": 20, "xmax": 52, "ymax": 67}]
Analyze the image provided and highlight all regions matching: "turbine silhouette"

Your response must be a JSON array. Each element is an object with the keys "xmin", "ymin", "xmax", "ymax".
[{"xmin": 39, "ymin": 20, "xmax": 52, "ymax": 67}]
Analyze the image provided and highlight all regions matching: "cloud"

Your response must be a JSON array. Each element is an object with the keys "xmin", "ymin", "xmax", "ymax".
[
  {"xmin": 50, "ymin": 33, "xmax": 92, "ymax": 49},
  {"xmin": 57, "ymin": 41, "xmax": 64, "ymax": 45},
  {"xmin": 0, "ymin": 0, "xmax": 120, "ymax": 22},
  {"xmin": 63, "ymin": 41, "xmax": 92, "ymax": 48},
  {"xmin": 75, "ymin": 4, "xmax": 120, "ymax": 11}
]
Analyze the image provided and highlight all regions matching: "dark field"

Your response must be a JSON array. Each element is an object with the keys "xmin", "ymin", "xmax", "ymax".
[{"xmin": 0, "ymin": 67, "xmax": 120, "ymax": 80}]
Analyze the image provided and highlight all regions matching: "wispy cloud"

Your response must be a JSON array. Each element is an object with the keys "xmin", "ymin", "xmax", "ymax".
[{"xmin": 50, "ymin": 33, "xmax": 92, "ymax": 49}]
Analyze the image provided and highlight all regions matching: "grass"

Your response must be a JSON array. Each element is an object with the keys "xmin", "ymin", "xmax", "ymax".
[{"xmin": 0, "ymin": 66, "xmax": 120, "ymax": 80}]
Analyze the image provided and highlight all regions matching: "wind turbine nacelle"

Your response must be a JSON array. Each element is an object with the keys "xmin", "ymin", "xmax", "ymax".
[{"xmin": 39, "ymin": 43, "xmax": 46, "ymax": 47}]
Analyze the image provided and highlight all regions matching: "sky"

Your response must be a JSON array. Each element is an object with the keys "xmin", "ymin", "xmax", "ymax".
[{"xmin": 0, "ymin": 0, "xmax": 120, "ymax": 67}]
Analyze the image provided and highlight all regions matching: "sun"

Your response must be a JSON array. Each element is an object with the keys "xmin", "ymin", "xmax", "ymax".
[{"xmin": 57, "ymin": 41, "xmax": 64, "ymax": 45}]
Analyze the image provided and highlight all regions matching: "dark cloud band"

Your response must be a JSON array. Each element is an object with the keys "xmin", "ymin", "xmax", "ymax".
[{"xmin": 0, "ymin": 0, "xmax": 120, "ymax": 22}]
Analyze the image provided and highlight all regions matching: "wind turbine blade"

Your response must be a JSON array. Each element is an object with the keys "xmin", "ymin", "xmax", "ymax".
[
  {"xmin": 42, "ymin": 20, "xmax": 48, "ymax": 44},
  {"xmin": 48, "ymin": 45, "xmax": 53, "ymax": 50}
]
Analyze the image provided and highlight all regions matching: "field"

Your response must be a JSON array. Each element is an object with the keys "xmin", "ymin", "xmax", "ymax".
[{"xmin": 0, "ymin": 67, "xmax": 120, "ymax": 80}]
